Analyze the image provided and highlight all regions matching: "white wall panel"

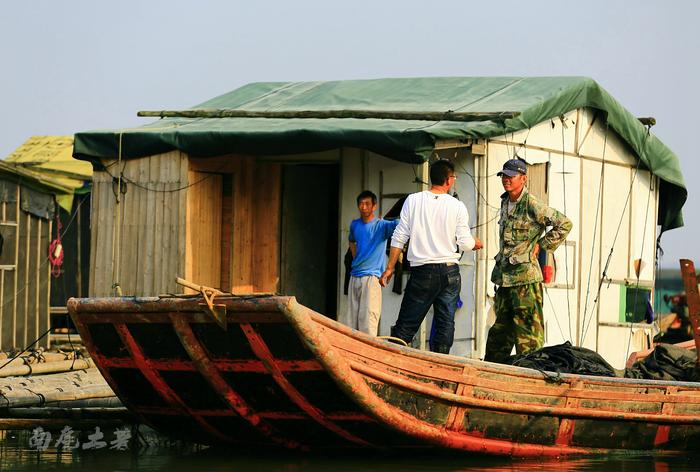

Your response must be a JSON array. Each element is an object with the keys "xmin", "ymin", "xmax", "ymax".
[
  {"xmin": 630, "ymin": 170, "xmax": 656, "ymax": 282},
  {"xmin": 601, "ymin": 164, "xmax": 631, "ymax": 281},
  {"xmin": 510, "ymin": 109, "xmax": 577, "ymax": 153},
  {"xmin": 542, "ymin": 287, "xmax": 576, "ymax": 346},
  {"xmin": 578, "ymin": 159, "xmax": 604, "ymax": 349},
  {"xmin": 597, "ymin": 282, "xmax": 622, "ymax": 324},
  {"xmin": 578, "ymin": 116, "xmax": 635, "ymax": 166},
  {"xmin": 597, "ymin": 325, "xmax": 651, "ymax": 369},
  {"xmin": 548, "ymin": 155, "xmax": 580, "ymax": 235}
]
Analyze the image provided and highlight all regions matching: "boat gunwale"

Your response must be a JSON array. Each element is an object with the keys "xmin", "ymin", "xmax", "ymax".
[{"xmin": 68, "ymin": 295, "xmax": 700, "ymax": 390}]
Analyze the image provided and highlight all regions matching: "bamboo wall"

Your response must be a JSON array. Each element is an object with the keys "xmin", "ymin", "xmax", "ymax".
[
  {"xmin": 90, "ymin": 151, "xmax": 188, "ymax": 297},
  {"xmin": 0, "ymin": 183, "xmax": 51, "ymax": 350},
  {"xmin": 90, "ymin": 152, "xmax": 280, "ymax": 297}
]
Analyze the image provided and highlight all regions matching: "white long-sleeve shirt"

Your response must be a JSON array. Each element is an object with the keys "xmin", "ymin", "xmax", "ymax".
[{"xmin": 390, "ymin": 191, "xmax": 476, "ymax": 266}]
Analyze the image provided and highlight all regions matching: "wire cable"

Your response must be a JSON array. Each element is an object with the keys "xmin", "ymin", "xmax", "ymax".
[
  {"xmin": 580, "ymin": 126, "xmax": 650, "ymax": 344},
  {"xmin": 559, "ymin": 117, "xmax": 574, "ymax": 342},
  {"xmin": 579, "ymin": 121, "xmax": 609, "ymax": 345}
]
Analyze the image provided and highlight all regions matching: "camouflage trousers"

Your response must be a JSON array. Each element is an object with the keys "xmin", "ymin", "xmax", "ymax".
[{"xmin": 484, "ymin": 283, "xmax": 544, "ymax": 364}]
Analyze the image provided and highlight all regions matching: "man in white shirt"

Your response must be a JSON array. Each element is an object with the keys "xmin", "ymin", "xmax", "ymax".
[{"xmin": 379, "ymin": 160, "xmax": 483, "ymax": 354}]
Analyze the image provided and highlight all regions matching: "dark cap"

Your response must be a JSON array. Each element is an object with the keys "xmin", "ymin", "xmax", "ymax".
[{"xmin": 497, "ymin": 158, "xmax": 527, "ymax": 177}]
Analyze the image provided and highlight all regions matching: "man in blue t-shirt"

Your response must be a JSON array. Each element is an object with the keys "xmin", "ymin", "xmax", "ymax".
[{"xmin": 346, "ymin": 190, "xmax": 399, "ymax": 336}]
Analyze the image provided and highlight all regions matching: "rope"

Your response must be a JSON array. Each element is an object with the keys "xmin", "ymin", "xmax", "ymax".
[
  {"xmin": 544, "ymin": 284, "xmax": 567, "ymax": 342},
  {"xmin": 580, "ymin": 126, "xmax": 650, "ymax": 344},
  {"xmin": 0, "ymin": 328, "xmax": 51, "ymax": 373},
  {"xmin": 110, "ymin": 132, "xmax": 125, "ymax": 297},
  {"xmin": 377, "ymin": 336, "xmax": 409, "ymax": 347},
  {"xmin": 625, "ymin": 172, "xmax": 654, "ymax": 360},
  {"xmin": 0, "ymin": 194, "xmax": 85, "ymax": 311},
  {"xmin": 579, "ymin": 121, "xmax": 609, "ymax": 345},
  {"xmin": 559, "ymin": 116, "xmax": 573, "ymax": 342}
]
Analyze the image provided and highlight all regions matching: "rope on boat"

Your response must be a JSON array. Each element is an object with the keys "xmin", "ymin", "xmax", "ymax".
[
  {"xmin": 377, "ymin": 336, "xmax": 409, "ymax": 347},
  {"xmin": 559, "ymin": 115, "xmax": 573, "ymax": 341},
  {"xmin": 580, "ymin": 119, "xmax": 608, "ymax": 345},
  {"xmin": 175, "ymin": 277, "xmax": 228, "ymax": 329},
  {"xmin": 624, "ymin": 168, "xmax": 655, "ymax": 360},
  {"xmin": 580, "ymin": 124, "xmax": 652, "ymax": 346}
]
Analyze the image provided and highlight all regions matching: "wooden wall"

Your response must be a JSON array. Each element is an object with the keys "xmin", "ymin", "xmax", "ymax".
[
  {"xmin": 90, "ymin": 152, "xmax": 280, "ymax": 297},
  {"xmin": 90, "ymin": 151, "xmax": 188, "ymax": 297},
  {"xmin": 187, "ymin": 156, "xmax": 280, "ymax": 294},
  {"xmin": 0, "ymin": 183, "xmax": 51, "ymax": 350}
]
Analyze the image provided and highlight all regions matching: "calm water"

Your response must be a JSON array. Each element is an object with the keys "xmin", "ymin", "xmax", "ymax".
[{"xmin": 1, "ymin": 427, "xmax": 699, "ymax": 472}]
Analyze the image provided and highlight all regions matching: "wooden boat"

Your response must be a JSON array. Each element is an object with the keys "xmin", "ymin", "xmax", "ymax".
[{"xmin": 67, "ymin": 279, "xmax": 700, "ymax": 457}]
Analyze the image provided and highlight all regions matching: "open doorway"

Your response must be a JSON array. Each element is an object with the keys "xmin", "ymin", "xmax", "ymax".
[{"xmin": 280, "ymin": 164, "xmax": 339, "ymax": 317}]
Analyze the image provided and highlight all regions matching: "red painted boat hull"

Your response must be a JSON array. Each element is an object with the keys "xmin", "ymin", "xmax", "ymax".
[{"xmin": 68, "ymin": 295, "xmax": 700, "ymax": 456}]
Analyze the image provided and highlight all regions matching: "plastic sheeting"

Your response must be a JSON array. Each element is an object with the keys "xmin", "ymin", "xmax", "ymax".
[{"xmin": 73, "ymin": 77, "xmax": 685, "ymax": 231}]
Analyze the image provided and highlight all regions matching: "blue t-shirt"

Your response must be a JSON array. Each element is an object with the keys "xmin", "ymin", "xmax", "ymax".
[{"xmin": 349, "ymin": 218, "xmax": 399, "ymax": 277}]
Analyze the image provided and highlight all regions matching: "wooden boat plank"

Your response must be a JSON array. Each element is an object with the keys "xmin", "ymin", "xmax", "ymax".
[
  {"xmin": 68, "ymin": 296, "xmax": 293, "ymax": 314},
  {"xmin": 282, "ymin": 298, "xmax": 597, "ymax": 456},
  {"xmin": 332, "ymin": 333, "xmax": 700, "ymax": 409},
  {"xmin": 74, "ymin": 311, "xmax": 285, "ymax": 324},
  {"xmin": 113, "ymin": 322, "xmax": 231, "ymax": 443},
  {"xmin": 70, "ymin": 316, "xmax": 159, "ymax": 432},
  {"xmin": 349, "ymin": 358, "xmax": 700, "ymax": 425},
  {"xmin": 239, "ymin": 322, "xmax": 373, "ymax": 447},
  {"xmin": 169, "ymin": 315, "xmax": 303, "ymax": 449}
]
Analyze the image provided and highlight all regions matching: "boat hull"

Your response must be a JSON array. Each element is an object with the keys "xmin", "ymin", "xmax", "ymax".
[{"xmin": 68, "ymin": 295, "xmax": 700, "ymax": 456}]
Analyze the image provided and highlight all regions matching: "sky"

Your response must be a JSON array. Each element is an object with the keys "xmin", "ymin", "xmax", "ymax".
[{"xmin": 1, "ymin": 0, "xmax": 698, "ymax": 269}]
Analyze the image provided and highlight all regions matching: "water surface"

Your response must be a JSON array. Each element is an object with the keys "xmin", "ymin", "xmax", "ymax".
[{"xmin": 1, "ymin": 428, "xmax": 698, "ymax": 471}]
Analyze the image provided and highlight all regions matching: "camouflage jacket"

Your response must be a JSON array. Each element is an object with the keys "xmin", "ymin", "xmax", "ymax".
[{"xmin": 491, "ymin": 188, "xmax": 572, "ymax": 287}]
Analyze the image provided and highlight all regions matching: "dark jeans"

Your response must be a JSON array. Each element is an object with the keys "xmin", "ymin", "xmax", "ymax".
[{"xmin": 390, "ymin": 263, "xmax": 461, "ymax": 349}]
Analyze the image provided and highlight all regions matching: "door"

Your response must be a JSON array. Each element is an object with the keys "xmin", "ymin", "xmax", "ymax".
[{"xmin": 280, "ymin": 164, "xmax": 339, "ymax": 316}]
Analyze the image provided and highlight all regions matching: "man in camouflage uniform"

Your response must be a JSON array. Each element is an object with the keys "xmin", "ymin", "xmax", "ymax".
[{"xmin": 484, "ymin": 158, "xmax": 572, "ymax": 363}]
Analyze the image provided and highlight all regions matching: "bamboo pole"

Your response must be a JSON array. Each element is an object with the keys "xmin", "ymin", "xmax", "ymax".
[
  {"xmin": 0, "ymin": 418, "xmax": 131, "ymax": 429},
  {"xmin": 138, "ymin": 109, "xmax": 520, "ymax": 122},
  {"xmin": 0, "ymin": 358, "xmax": 95, "ymax": 378},
  {"xmin": 138, "ymin": 109, "xmax": 655, "ymax": 126},
  {"xmin": 5, "ymin": 407, "xmax": 134, "ymax": 421},
  {"xmin": 12, "ymin": 185, "xmax": 19, "ymax": 348}
]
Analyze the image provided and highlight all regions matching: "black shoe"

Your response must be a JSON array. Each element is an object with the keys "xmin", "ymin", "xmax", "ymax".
[{"xmin": 431, "ymin": 343, "xmax": 451, "ymax": 354}]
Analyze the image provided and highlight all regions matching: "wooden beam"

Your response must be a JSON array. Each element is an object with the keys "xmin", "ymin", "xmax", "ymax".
[
  {"xmin": 679, "ymin": 259, "xmax": 700, "ymax": 364},
  {"xmin": 138, "ymin": 109, "xmax": 519, "ymax": 122}
]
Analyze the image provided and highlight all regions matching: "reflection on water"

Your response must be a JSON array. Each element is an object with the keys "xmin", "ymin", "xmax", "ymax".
[{"xmin": 1, "ymin": 428, "xmax": 699, "ymax": 472}]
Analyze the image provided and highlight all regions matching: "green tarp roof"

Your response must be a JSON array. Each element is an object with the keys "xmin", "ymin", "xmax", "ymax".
[{"xmin": 73, "ymin": 76, "xmax": 686, "ymax": 231}]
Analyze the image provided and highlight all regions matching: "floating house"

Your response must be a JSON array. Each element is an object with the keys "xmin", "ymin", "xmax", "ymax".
[
  {"xmin": 73, "ymin": 77, "xmax": 686, "ymax": 368},
  {"xmin": 0, "ymin": 136, "xmax": 92, "ymax": 350}
]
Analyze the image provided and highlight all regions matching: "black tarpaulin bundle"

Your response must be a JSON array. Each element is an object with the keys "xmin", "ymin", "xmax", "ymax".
[
  {"xmin": 506, "ymin": 341, "xmax": 617, "ymax": 377},
  {"xmin": 505, "ymin": 341, "xmax": 699, "ymax": 382},
  {"xmin": 625, "ymin": 343, "xmax": 700, "ymax": 382}
]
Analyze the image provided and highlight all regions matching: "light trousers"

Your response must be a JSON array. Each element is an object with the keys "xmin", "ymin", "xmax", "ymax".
[{"xmin": 347, "ymin": 275, "xmax": 382, "ymax": 336}]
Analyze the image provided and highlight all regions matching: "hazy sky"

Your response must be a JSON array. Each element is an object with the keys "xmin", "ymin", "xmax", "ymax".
[{"xmin": 1, "ymin": 1, "xmax": 698, "ymax": 268}]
